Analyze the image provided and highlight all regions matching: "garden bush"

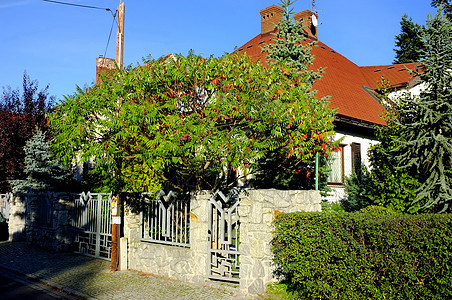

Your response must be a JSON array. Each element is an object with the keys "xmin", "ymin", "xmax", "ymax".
[{"xmin": 272, "ymin": 212, "xmax": 452, "ymax": 299}]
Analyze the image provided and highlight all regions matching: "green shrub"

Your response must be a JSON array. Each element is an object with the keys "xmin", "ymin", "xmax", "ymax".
[
  {"xmin": 359, "ymin": 205, "xmax": 401, "ymax": 216},
  {"xmin": 272, "ymin": 212, "xmax": 452, "ymax": 299},
  {"xmin": 321, "ymin": 200, "xmax": 345, "ymax": 213}
]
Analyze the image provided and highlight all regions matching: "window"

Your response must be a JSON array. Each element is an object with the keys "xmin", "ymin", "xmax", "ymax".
[
  {"xmin": 328, "ymin": 145, "xmax": 344, "ymax": 184},
  {"xmin": 351, "ymin": 142, "xmax": 362, "ymax": 177}
]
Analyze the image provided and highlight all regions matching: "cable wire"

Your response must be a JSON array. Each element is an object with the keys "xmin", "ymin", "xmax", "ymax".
[
  {"xmin": 42, "ymin": 0, "xmax": 111, "ymax": 11},
  {"xmin": 102, "ymin": 10, "xmax": 118, "ymax": 64}
]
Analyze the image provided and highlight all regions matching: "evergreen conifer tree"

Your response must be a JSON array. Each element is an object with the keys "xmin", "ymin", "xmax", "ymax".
[
  {"xmin": 11, "ymin": 129, "xmax": 69, "ymax": 193},
  {"xmin": 393, "ymin": 14, "xmax": 424, "ymax": 64},
  {"xmin": 251, "ymin": 0, "xmax": 335, "ymax": 190},
  {"xmin": 432, "ymin": 0, "xmax": 452, "ymax": 21},
  {"xmin": 393, "ymin": 11, "xmax": 452, "ymax": 212},
  {"xmin": 261, "ymin": 0, "xmax": 323, "ymax": 85}
]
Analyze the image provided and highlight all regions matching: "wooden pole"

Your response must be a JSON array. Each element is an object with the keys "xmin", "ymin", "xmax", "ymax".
[
  {"xmin": 112, "ymin": 2, "xmax": 124, "ymax": 270},
  {"xmin": 116, "ymin": 2, "xmax": 125, "ymax": 69},
  {"xmin": 111, "ymin": 195, "xmax": 120, "ymax": 270}
]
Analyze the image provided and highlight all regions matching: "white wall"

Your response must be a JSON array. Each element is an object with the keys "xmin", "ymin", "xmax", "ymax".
[{"xmin": 324, "ymin": 131, "xmax": 378, "ymax": 203}]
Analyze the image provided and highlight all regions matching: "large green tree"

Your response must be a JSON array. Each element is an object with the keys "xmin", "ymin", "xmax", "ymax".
[
  {"xmin": 391, "ymin": 11, "xmax": 452, "ymax": 212},
  {"xmin": 393, "ymin": 14, "xmax": 424, "ymax": 64},
  {"xmin": 49, "ymin": 53, "xmax": 337, "ymax": 193}
]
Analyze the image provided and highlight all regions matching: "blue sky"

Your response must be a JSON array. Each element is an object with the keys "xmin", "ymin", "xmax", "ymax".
[{"xmin": 0, "ymin": 0, "xmax": 436, "ymax": 101}]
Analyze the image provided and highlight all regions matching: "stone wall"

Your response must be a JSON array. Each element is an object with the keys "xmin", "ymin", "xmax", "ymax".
[
  {"xmin": 123, "ymin": 191, "xmax": 209, "ymax": 283},
  {"xmin": 25, "ymin": 193, "xmax": 73, "ymax": 251},
  {"xmin": 124, "ymin": 189, "xmax": 321, "ymax": 297},
  {"xmin": 7, "ymin": 193, "xmax": 73, "ymax": 251},
  {"xmin": 6, "ymin": 188, "xmax": 321, "ymax": 296}
]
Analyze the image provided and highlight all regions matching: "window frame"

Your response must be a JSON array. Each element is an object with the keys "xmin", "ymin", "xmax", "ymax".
[{"xmin": 327, "ymin": 144, "xmax": 345, "ymax": 185}]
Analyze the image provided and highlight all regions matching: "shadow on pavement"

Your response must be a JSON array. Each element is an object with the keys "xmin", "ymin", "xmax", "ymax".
[{"xmin": 0, "ymin": 241, "xmax": 109, "ymax": 298}]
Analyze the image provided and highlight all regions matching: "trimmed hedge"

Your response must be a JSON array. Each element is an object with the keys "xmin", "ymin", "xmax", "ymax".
[{"xmin": 272, "ymin": 212, "xmax": 452, "ymax": 299}]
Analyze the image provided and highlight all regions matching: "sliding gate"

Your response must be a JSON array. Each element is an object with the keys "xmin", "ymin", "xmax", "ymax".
[{"xmin": 72, "ymin": 192, "xmax": 112, "ymax": 260}]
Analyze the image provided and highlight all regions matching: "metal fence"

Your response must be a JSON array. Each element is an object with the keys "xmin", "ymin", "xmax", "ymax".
[{"xmin": 140, "ymin": 190, "xmax": 190, "ymax": 247}]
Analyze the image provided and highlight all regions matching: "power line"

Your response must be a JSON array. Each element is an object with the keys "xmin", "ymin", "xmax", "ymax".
[
  {"xmin": 42, "ymin": 0, "xmax": 111, "ymax": 12},
  {"xmin": 43, "ymin": 0, "xmax": 118, "ymax": 67},
  {"xmin": 103, "ymin": 12, "xmax": 118, "ymax": 62}
]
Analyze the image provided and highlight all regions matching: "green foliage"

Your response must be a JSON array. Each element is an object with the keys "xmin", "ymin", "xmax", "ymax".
[
  {"xmin": 49, "ymin": 53, "xmax": 337, "ymax": 193},
  {"xmin": 392, "ymin": 11, "xmax": 452, "ymax": 212},
  {"xmin": 343, "ymin": 164, "xmax": 421, "ymax": 214},
  {"xmin": 263, "ymin": 282, "xmax": 300, "ymax": 300},
  {"xmin": 0, "ymin": 72, "xmax": 54, "ymax": 192},
  {"xmin": 432, "ymin": 0, "xmax": 452, "ymax": 21},
  {"xmin": 252, "ymin": 0, "xmax": 336, "ymax": 190},
  {"xmin": 321, "ymin": 199, "xmax": 345, "ymax": 213},
  {"xmin": 358, "ymin": 205, "xmax": 401, "ymax": 216},
  {"xmin": 249, "ymin": 149, "xmax": 331, "ymax": 191},
  {"xmin": 342, "ymin": 171, "xmax": 373, "ymax": 212},
  {"xmin": 10, "ymin": 129, "xmax": 70, "ymax": 193},
  {"xmin": 262, "ymin": 0, "xmax": 323, "ymax": 83},
  {"xmin": 272, "ymin": 212, "xmax": 452, "ymax": 299},
  {"xmin": 393, "ymin": 14, "xmax": 424, "ymax": 64}
]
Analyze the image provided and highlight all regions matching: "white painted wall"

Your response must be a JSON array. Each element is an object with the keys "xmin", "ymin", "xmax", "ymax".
[
  {"xmin": 324, "ymin": 81, "xmax": 425, "ymax": 203},
  {"xmin": 324, "ymin": 131, "xmax": 378, "ymax": 203}
]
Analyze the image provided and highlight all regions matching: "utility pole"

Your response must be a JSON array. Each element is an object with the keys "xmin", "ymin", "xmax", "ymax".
[
  {"xmin": 111, "ymin": 2, "xmax": 125, "ymax": 271},
  {"xmin": 116, "ymin": 2, "xmax": 125, "ymax": 69}
]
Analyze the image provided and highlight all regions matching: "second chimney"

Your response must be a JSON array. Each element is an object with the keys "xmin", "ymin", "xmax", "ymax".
[{"xmin": 294, "ymin": 10, "xmax": 318, "ymax": 40}]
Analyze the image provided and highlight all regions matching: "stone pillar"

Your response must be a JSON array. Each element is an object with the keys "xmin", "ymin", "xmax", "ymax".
[
  {"xmin": 8, "ymin": 195, "xmax": 27, "ymax": 241},
  {"xmin": 120, "ymin": 237, "xmax": 128, "ymax": 271},
  {"xmin": 189, "ymin": 191, "xmax": 210, "ymax": 282},
  {"xmin": 238, "ymin": 189, "xmax": 321, "ymax": 296}
]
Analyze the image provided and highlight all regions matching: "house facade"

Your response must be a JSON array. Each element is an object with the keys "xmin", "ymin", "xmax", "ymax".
[{"xmin": 235, "ymin": 5, "xmax": 418, "ymax": 202}]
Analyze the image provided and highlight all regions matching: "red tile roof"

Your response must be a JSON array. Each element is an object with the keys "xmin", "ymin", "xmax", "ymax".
[{"xmin": 236, "ymin": 32, "xmax": 417, "ymax": 126}]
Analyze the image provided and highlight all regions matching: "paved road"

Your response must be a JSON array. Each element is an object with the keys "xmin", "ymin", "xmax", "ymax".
[
  {"xmin": 0, "ymin": 241, "xmax": 244, "ymax": 299},
  {"xmin": 0, "ymin": 268, "xmax": 80, "ymax": 299}
]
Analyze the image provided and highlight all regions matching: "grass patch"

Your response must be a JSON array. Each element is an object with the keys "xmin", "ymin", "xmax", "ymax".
[{"xmin": 260, "ymin": 283, "xmax": 299, "ymax": 300}]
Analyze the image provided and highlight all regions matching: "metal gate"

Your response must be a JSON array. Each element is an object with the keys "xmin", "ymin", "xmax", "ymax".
[
  {"xmin": 72, "ymin": 192, "xmax": 112, "ymax": 260},
  {"xmin": 208, "ymin": 190, "xmax": 240, "ymax": 282},
  {"xmin": 0, "ymin": 193, "xmax": 12, "ymax": 222}
]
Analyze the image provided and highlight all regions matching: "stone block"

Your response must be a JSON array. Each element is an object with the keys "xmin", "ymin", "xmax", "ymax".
[
  {"xmin": 250, "ymin": 240, "xmax": 265, "ymax": 259},
  {"xmin": 263, "ymin": 211, "xmax": 273, "ymax": 224},
  {"xmin": 252, "ymin": 260, "xmax": 264, "ymax": 278},
  {"xmin": 250, "ymin": 202, "xmax": 263, "ymax": 223},
  {"xmin": 248, "ymin": 278, "xmax": 264, "ymax": 295},
  {"xmin": 240, "ymin": 244, "xmax": 251, "ymax": 256}
]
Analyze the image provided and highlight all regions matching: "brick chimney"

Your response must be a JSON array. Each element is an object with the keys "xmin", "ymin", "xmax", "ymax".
[
  {"xmin": 96, "ymin": 57, "xmax": 116, "ymax": 85},
  {"xmin": 294, "ymin": 10, "xmax": 318, "ymax": 40},
  {"xmin": 260, "ymin": 5, "xmax": 284, "ymax": 34}
]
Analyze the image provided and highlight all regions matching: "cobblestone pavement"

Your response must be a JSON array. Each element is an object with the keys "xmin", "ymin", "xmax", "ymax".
[{"xmin": 0, "ymin": 241, "xmax": 245, "ymax": 299}]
